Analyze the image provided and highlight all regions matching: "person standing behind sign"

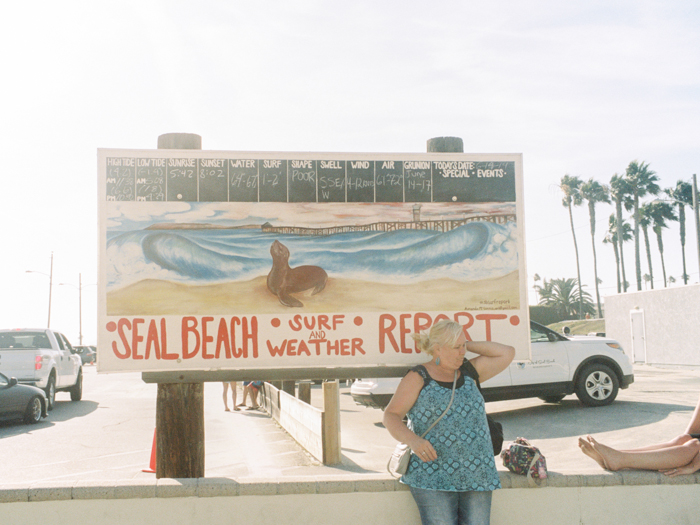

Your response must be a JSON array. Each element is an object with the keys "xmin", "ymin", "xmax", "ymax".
[
  {"xmin": 223, "ymin": 382, "xmax": 239, "ymax": 411},
  {"xmin": 383, "ymin": 319, "xmax": 514, "ymax": 525}
]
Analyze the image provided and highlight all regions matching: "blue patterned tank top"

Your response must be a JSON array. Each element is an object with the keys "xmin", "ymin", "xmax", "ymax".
[{"xmin": 401, "ymin": 366, "xmax": 501, "ymax": 492}]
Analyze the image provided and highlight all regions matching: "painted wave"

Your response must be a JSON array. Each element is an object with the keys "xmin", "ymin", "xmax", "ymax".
[{"xmin": 106, "ymin": 222, "xmax": 517, "ymax": 290}]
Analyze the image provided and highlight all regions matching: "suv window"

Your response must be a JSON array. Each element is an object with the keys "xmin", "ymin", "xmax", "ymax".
[{"xmin": 530, "ymin": 325, "xmax": 551, "ymax": 343}]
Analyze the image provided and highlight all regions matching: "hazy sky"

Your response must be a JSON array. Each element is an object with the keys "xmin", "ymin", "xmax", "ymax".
[{"xmin": 2, "ymin": 0, "xmax": 698, "ymax": 346}]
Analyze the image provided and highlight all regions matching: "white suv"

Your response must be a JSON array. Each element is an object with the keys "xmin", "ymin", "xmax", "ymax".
[{"xmin": 351, "ymin": 321, "xmax": 634, "ymax": 408}]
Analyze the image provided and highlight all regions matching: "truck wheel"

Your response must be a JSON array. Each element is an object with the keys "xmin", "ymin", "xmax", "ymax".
[
  {"xmin": 45, "ymin": 374, "xmax": 56, "ymax": 411},
  {"xmin": 24, "ymin": 396, "xmax": 44, "ymax": 424},
  {"xmin": 575, "ymin": 363, "xmax": 619, "ymax": 407},
  {"xmin": 70, "ymin": 370, "xmax": 83, "ymax": 401}
]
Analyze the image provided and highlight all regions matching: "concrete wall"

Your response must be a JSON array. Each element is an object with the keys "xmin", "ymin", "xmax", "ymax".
[
  {"xmin": 2, "ymin": 473, "xmax": 700, "ymax": 525},
  {"xmin": 605, "ymin": 285, "xmax": 700, "ymax": 366}
]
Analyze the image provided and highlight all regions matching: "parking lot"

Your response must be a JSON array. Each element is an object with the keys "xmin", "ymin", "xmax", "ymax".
[{"xmin": 2, "ymin": 364, "xmax": 700, "ymax": 486}]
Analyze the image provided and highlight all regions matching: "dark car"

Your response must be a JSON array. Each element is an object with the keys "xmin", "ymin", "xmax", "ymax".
[
  {"xmin": 0, "ymin": 372, "xmax": 47, "ymax": 424},
  {"xmin": 74, "ymin": 345, "xmax": 96, "ymax": 365}
]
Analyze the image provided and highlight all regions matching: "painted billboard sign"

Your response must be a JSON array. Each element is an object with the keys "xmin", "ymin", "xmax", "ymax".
[{"xmin": 97, "ymin": 150, "xmax": 528, "ymax": 373}]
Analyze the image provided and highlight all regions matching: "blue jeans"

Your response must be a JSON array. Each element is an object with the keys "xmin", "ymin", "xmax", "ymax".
[{"xmin": 409, "ymin": 486, "xmax": 492, "ymax": 525}]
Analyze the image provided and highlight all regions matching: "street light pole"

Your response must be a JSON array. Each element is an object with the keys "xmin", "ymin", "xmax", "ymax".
[
  {"xmin": 48, "ymin": 252, "xmax": 53, "ymax": 328},
  {"xmin": 26, "ymin": 251, "xmax": 53, "ymax": 328},
  {"xmin": 59, "ymin": 273, "xmax": 85, "ymax": 345},
  {"xmin": 78, "ymin": 273, "xmax": 82, "ymax": 345},
  {"xmin": 693, "ymin": 174, "xmax": 700, "ymax": 280}
]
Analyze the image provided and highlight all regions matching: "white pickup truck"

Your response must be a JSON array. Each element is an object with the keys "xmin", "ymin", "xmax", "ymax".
[{"xmin": 0, "ymin": 329, "xmax": 83, "ymax": 410}]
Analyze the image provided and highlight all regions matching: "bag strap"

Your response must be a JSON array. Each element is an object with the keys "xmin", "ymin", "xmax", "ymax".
[
  {"xmin": 461, "ymin": 358, "xmax": 482, "ymax": 391},
  {"xmin": 418, "ymin": 370, "xmax": 458, "ymax": 438},
  {"xmin": 526, "ymin": 451, "xmax": 543, "ymax": 488}
]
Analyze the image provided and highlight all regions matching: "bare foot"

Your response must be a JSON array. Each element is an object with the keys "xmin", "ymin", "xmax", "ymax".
[
  {"xmin": 578, "ymin": 437, "xmax": 608, "ymax": 469},
  {"xmin": 224, "ymin": 407, "xmax": 230, "ymax": 412},
  {"xmin": 587, "ymin": 435, "xmax": 623, "ymax": 471}
]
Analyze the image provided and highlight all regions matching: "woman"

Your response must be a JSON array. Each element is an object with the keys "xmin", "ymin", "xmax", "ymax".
[
  {"xmin": 383, "ymin": 319, "xmax": 515, "ymax": 525},
  {"xmin": 579, "ymin": 394, "xmax": 700, "ymax": 476}
]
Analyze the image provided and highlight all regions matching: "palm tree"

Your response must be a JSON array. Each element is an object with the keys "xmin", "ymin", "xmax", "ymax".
[
  {"xmin": 602, "ymin": 233, "xmax": 619, "ymax": 292},
  {"xmin": 579, "ymin": 178, "xmax": 610, "ymax": 317},
  {"xmin": 533, "ymin": 273, "xmax": 541, "ymax": 302},
  {"xmin": 537, "ymin": 277, "xmax": 595, "ymax": 319},
  {"xmin": 665, "ymin": 180, "xmax": 693, "ymax": 284},
  {"xmin": 604, "ymin": 214, "xmax": 632, "ymax": 293},
  {"xmin": 648, "ymin": 201, "xmax": 677, "ymax": 287},
  {"xmin": 639, "ymin": 203, "xmax": 655, "ymax": 289},
  {"xmin": 559, "ymin": 175, "xmax": 584, "ymax": 317},
  {"xmin": 625, "ymin": 161, "xmax": 660, "ymax": 291},
  {"xmin": 610, "ymin": 174, "xmax": 633, "ymax": 292}
]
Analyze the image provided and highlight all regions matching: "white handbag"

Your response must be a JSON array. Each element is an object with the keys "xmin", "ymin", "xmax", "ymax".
[{"xmin": 387, "ymin": 371, "xmax": 457, "ymax": 478}]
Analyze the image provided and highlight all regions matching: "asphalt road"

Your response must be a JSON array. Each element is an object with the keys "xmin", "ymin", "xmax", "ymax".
[{"xmin": 2, "ymin": 364, "xmax": 700, "ymax": 486}]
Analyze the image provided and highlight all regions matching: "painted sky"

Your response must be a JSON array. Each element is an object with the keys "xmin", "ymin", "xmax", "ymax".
[
  {"xmin": 107, "ymin": 202, "xmax": 516, "ymax": 230},
  {"xmin": 2, "ymin": 0, "xmax": 698, "ymax": 346}
]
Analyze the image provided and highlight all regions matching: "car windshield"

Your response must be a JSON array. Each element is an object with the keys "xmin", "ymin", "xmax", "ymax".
[{"xmin": 0, "ymin": 332, "xmax": 50, "ymax": 349}]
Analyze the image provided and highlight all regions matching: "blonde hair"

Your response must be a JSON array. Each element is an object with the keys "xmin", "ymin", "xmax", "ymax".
[{"xmin": 411, "ymin": 319, "xmax": 463, "ymax": 356}]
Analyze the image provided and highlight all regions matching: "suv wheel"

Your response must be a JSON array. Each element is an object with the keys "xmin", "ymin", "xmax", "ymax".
[{"xmin": 575, "ymin": 363, "xmax": 619, "ymax": 407}]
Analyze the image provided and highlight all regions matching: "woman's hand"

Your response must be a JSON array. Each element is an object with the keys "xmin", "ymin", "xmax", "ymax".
[{"xmin": 409, "ymin": 437, "xmax": 437, "ymax": 462}]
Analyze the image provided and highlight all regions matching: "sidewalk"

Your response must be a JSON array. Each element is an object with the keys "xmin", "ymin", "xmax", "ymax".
[{"xmin": 2, "ymin": 365, "xmax": 700, "ymax": 486}]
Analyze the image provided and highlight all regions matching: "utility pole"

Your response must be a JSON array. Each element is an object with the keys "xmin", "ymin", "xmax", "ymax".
[{"xmin": 693, "ymin": 174, "xmax": 700, "ymax": 280}]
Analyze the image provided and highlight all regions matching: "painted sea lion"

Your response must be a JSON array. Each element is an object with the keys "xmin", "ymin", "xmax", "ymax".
[{"xmin": 267, "ymin": 240, "xmax": 328, "ymax": 307}]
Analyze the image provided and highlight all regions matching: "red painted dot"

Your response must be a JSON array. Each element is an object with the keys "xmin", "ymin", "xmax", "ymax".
[
  {"xmin": 510, "ymin": 315, "xmax": 520, "ymax": 326},
  {"xmin": 271, "ymin": 318, "xmax": 281, "ymax": 327},
  {"xmin": 354, "ymin": 316, "xmax": 363, "ymax": 326},
  {"xmin": 106, "ymin": 321, "xmax": 117, "ymax": 332}
]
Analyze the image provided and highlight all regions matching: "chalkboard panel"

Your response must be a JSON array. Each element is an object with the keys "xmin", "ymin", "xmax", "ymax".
[
  {"xmin": 106, "ymin": 158, "xmax": 135, "ymax": 201},
  {"xmin": 198, "ymin": 159, "xmax": 228, "ymax": 202},
  {"xmin": 318, "ymin": 160, "xmax": 346, "ymax": 203},
  {"xmin": 375, "ymin": 160, "xmax": 403, "ymax": 202},
  {"xmin": 432, "ymin": 161, "xmax": 516, "ymax": 203},
  {"xmin": 346, "ymin": 160, "xmax": 375, "ymax": 202},
  {"xmin": 167, "ymin": 158, "xmax": 198, "ymax": 202},
  {"xmin": 259, "ymin": 159, "xmax": 288, "ymax": 202},
  {"xmin": 228, "ymin": 159, "xmax": 258, "ymax": 202},
  {"xmin": 288, "ymin": 159, "xmax": 317, "ymax": 203},
  {"xmin": 135, "ymin": 158, "xmax": 165, "ymax": 201},
  {"xmin": 403, "ymin": 161, "xmax": 432, "ymax": 202}
]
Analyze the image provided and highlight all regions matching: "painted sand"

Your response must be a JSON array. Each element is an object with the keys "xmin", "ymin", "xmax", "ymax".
[{"xmin": 106, "ymin": 271, "xmax": 520, "ymax": 316}]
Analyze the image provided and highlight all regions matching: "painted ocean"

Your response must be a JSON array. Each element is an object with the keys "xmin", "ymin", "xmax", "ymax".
[{"xmin": 106, "ymin": 221, "xmax": 518, "ymax": 292}]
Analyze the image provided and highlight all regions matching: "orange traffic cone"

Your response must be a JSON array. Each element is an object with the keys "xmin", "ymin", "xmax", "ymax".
[{"xmin": 142, "ymin": 429, "xmax": 156, "ymax": 473}]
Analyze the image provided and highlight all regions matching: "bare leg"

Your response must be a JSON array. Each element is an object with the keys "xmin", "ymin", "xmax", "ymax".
[
  {"xmin": 588, "ymin": 435, "xmax": 700, "ymax": 472},
  {"xmin": 222, "ymin": 382, "xmax": 231, "ymax": 411},
  {"xmin": 239, "ymin": 386, "xmax": 249, "ymax": 407},
  {"xmin": 230, "ymin": 381, "xmax": 239, "ymax": 410},
  {"xmin": 618, "ymin": 434, "xmax": 693, "ymax": 453}
]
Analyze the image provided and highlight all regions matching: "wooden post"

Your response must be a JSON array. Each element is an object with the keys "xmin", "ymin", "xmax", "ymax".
[
  {"xmin": 155, "ymin": 133, "xmax": 205, "ymax": 479},
  {"xmin": 427, "ymin": 136, "xmax": 464, "ymax": 153},
  {"xmin": 322, "ymin": 380, "xmax": 341, "ymax": 465},
  {"xmin": 156, "ymin": 383, "xmax": 204, "ymax": 478},
  {"xmin": 281, "ymin": 380, "xmax": 296, "ymax": 396},
  {"xmin": 298, "ymin": 381, "xmax": 311, "ymax": 404}
]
